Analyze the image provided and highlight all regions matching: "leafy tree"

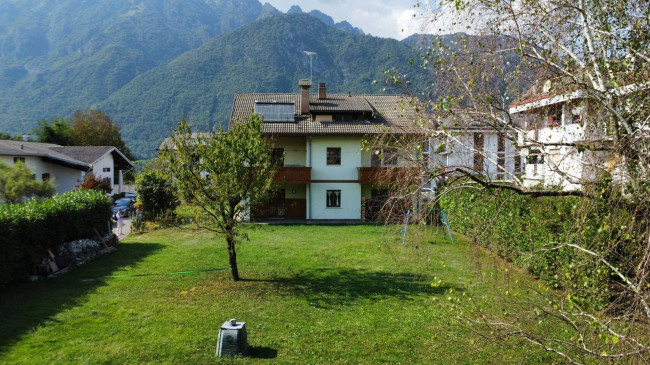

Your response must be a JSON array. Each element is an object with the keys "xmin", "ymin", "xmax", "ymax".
[
  {"xmin": 399, "ymin": 0, "xmax": 650, "ymax": 361},
  {"xmin": 0, "ymin": 161, "xmax": 55, "ymax": 203},
  {"xmin": 158, "ymin": 116, "xmax": 274, "ymax": 281},
  {"xmin": 69, "ymin": 109, "xmax": 134, "ymax": 160},
  {"xmin": 134, "ymin": 169, "xmax": 178, "ymax": 221},
  {"xmin": 33, "ymin": 117, "xmax": 73, "ymax": 145}
]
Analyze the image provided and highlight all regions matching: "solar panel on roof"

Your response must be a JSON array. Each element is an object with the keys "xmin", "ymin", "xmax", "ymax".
[{"xmin": 254, "ymin": 102, "xmax": 295, "ymax": 122}]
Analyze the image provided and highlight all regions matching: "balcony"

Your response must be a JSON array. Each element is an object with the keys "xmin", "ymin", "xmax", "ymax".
[
  {"xmin": 358, "ymin": 167, "xmax": 420, "ymax": 185},
  {"xmin": 273, "ymin": 166, "xmax": 311, "ymax": 184}
]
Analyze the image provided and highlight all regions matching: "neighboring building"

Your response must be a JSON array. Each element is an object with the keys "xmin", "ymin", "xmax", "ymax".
[
  {"xmin": 0, "ymin": 140, "xmax": 134, "ymax": 194},
  {"xmin": 509, "ymin": 87, "xmax": 611, "ymax": 190},
  {"xmin": 229, "ymin": 80, "xmax": 422, "ymax": 222},
  {"xmin": 427, "ymin": 118, "xmax": 523, "ymax": 186}
]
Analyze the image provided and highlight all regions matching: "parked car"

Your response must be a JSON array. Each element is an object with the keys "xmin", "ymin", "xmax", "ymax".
[
  {"xmin": 112, "ymin": 198, "xmax": 134, "ymax": 217},
  {"xmin": 125, "ymin": 192, "xmax": 137, "ymax": 200}
]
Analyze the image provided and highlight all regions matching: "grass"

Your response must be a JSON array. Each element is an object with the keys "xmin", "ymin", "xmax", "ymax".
[{"xmin": 0, "ymin": 224, "xmax": 564, "ymax": 364}]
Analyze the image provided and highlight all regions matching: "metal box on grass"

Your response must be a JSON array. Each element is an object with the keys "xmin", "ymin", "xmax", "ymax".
[{"xmin": 216, "ymin": 319, "xmax": 248, "ymax": 357}]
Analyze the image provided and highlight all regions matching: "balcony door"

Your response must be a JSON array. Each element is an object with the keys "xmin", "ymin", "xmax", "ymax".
[{"xmin": 268, "ymin": 189, "xmax": 286, "ymax": 218}]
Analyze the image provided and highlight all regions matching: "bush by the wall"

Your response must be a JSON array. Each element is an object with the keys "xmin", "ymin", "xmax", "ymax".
[
  {"xmin": 439, "ymin": 186, "xmax": 636, "ymax": 309},
  {"xmin": 0, "ymin": 190, "xmax": 112, "ymax": 285}
]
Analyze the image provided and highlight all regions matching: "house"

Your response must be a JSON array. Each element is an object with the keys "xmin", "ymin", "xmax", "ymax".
[
  {"xmin": 509, "ymin": 85, "xmax": 613, "ymax": 190},
  {"xmin": 0, "ymin": 140, "xmax": 134, "ymax": 194},
  {"xmin": 229, "ymin": 80, "xmax": 423, "ymax": 222},
  {"xmin": 426, "ymin": 116, "xmax": 523, "ymax": 191}
]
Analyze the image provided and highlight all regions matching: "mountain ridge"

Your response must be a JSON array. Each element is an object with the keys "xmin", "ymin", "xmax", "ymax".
[{"xmin": 100, "ymin": 13, "xmax": 425, "ymax": 157}]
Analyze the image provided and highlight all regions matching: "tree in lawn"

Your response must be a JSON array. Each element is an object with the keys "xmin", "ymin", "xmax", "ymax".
[
  {"xmin": 392, "ymin": 0, "xmax": 650, "ymax": 362},
  {"xmin": 0, "ymin": 161, "xmax": 54, "ymax": 203},
  {"xmin": 158, "ymin": 116, "xmax": 274, "ymax": 281}
]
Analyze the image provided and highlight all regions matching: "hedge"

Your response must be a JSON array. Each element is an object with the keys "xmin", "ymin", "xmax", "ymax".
[
  {"xmin": 0, "ymin": 190, "xmax": 112, "ymax": 285},
  {"xmin": 439, "ymin": 187, "xmax": 638, "ymax": 309}
]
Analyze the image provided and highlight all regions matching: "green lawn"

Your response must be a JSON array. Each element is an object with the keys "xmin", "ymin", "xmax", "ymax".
[{"xmin": 1, "ymin": 224, "xmax": 561, "ymax": 364}]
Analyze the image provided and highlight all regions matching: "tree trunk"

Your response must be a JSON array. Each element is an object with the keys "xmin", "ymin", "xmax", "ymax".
[{"xmin": 227, "ymin": 235, "xmax": 240, "ymax": 281}]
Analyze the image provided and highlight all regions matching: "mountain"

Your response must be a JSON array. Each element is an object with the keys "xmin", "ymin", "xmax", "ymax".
[
  {"xmin": 0, "ymin": 1, "xmax": 424, "ymax": 158},
  {"xmin": 0, "ymin": 0, "xmax": 269, "ymax": 133},
  {"xmin": 101, "ymin": 13, "xmax": 424, "ymax": 157},
  {"xmin": 288, "ymin": 6, "xmax": 364, "ymax": 35}
]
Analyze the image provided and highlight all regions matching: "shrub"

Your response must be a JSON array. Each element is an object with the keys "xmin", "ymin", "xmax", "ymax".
[
  {"xmin": 0, "ymin": 190, "xmax": 111, "ymax": 285},
  {"xmin": 439, "ymin": 187, "xmax": 631, "ymax": 309},
  {"xmin": 77, "ymin": 173, "xmax": 112, "ymax": 193},
  {"xmin": 134, "ymin": 170, "xmax": 178, "ymax": 221}
]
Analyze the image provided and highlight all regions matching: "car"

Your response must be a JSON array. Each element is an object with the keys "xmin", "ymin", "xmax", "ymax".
[
  {"xmin": 112, "ymin": 198, "xmax": 134, "ymax": 217},
  {"xmin": 125, "ymin": 192, "xmax": 137, "ymax": 199}
]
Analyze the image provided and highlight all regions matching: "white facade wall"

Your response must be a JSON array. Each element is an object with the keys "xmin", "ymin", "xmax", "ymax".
[
  {"xmin": 522, "ymin": 113, "xmax": 587, "ymax": 190},
  {"xmin": 310, "ymin": 182, "xmax": 361, "ymax": 219},
  {"xmin": 1, "ymin": 155, "xmax": 85, "ymax": 194},
  {"xmin": 429, "ymin": 131, "xmax": 519, "ymax": 180},
  {"xmin": 91, "ymin": 153, "xmax": 114, "ymax": 187},
  {"xmin": 309, "ymin": 136, "xmax": 362, "ymax": 220},
  {"xmin": 310, "ymin": 136, "xmax": 361, "ymax": 180}
]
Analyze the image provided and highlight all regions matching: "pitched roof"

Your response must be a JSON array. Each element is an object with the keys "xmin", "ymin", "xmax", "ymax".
[
  {"xmin": 49, "ymin": 146, "xmax": 114, "ymax": 164},
  {"xmin": 50, "ymin": 146, "xmax": 134, "ymax": 170},
  {"xmin": 0, "ymin": 141, "xmax": 134, "ymax": 170},
  {"xmin": 0, "ymin": 140, "xmax": 90, "ymax": 170},
  {"xmin": 230, "ymin": 92, "xmax": 423, "ymax": 135}
]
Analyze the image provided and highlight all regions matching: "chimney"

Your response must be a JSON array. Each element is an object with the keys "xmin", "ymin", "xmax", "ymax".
[
  {"xmin": 299, "ymin": 79, "xmax": 311, "ymax": 115},
  {"xmin": 22, "ymin": 133, "xmax": 30, "ymax": 142},
  {"xmin": 318, "ymin": 83, "xmax": 326, "ymax": 100}
]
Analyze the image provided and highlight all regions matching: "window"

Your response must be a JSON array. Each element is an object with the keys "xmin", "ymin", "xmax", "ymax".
[
  {"xmin": 103, "ymin": 167, "xmax": 111, "ymax": 172},
  {"xmin": 497, "ymin": 135, "xmax": 506, "ymax": 179},
  {"xmin": 527, "ymin": 149, "xmax": 544, "ymax": 164},
  {"xmin": 382, "ymin": 148, "xmax": 398, "ymax": 166},
  {"xmin": 41, "ymin": 173, "xmax": 50, "ymax": 181},
  {"xmin": 371, "ymin": 149, "xmax": 381, "ymax": 167},
  {"xmin": 271, "ymin": 148, "xmax": 284, "ymax": 166},
  {"xmin": 473, "ymin": 133, "xmax": 484, "ymax": 173},
  {"xmin": 371, "ymin": 148, "xmax": 397, "ymax": 167},
  {"xmin": 327, "ymin": 148, "xmax": 341, "ymax": 165},
  {"xmin": 254, "ymin": 102, "xmax": 295, "ymax": 122},
  {"xmin": 514, "ymin": 146, "xmax": 522, "ymax": 174},
  {"xmin": 547, "ymin": 105, "xmax": 562, "ymax": 127},
  {"xmin": 14, "ymin": 157, "xmax": 25, "ymax": 164},
  {"xmin": 326, "ymin": 190, "xmax": 341, "ymax": 208},
  {"xmin": 422, "ymin": 140, "xmax": 430, "ymax": 165}
]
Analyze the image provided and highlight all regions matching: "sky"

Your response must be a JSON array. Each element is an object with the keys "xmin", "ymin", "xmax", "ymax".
[{"xmin": 262, "ymin": 1, "xmax": 425, "ymax": 40}]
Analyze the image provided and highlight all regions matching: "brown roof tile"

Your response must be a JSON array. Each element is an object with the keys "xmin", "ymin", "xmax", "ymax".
[{"xmin": 230, "ymin": 92, "xmax": 423, "ymax": 136}]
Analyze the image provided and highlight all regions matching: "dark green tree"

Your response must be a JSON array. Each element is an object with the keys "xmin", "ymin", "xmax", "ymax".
[
  {"xmin": 158, "ymin": 116, "xmax": 274, "ymax": 281},
  {"xmin": 33, "ymin": 117, "xmax": 73, "ymax": 145}
]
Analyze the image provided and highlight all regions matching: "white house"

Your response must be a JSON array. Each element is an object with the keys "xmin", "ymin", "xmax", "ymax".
[
  {"xmin": 509, "ymin": 87, "xmax": 613, "ymax": 190},
  {"xmin": 229, "ymin": 80, "xmax": 422, "ymax": 222},
  {"xmin": 421, "ymin": 115, "xmax": 524, "ymax": 197},
  {"xmin": 0, "ymin": 140, "xmax": 134, "ymax": 194}
]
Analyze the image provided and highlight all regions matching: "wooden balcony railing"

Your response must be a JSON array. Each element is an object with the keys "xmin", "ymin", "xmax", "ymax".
[
  {"xmin": 358, "ymin": 167, "xmax": 420, "ymax": 185},
  {"xmin": 273, "ymin": 166, "xmax": 311, "ymax": 184}
]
